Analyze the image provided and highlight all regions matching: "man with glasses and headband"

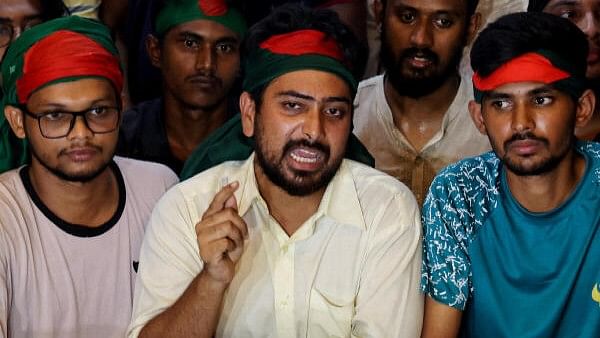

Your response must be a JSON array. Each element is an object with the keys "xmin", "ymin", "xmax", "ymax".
[
  {"xmin": 0, "ymin": 16, "xmax": 178, "ymax": 338},
  {"xmin": 0, "ymin": 0, "xmax": 66, "ymax": 60}
]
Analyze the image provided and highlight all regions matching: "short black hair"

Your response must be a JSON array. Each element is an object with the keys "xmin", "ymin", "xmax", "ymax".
[
  {"xmin": 471, "ymin": 12, "xmax": 588, "ymax": 79},
  {"xmin": 381, "ymin": 0, "xmax": 480, "ymax": 18},
  {"xmin": 40, "ymin": 0, "xmax": 68, "ymax": 21},
  {"xmin": 527, "ymin": 0, "xmax": 552, "ymax": 12},
  {"xmin": 244, "ymin": 4, "xmax": 363, "ymax": 106}
]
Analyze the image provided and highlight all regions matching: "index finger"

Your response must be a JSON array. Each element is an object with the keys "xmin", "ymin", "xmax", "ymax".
[{"xmin": 202, "ymin": 181, "xmax": 240, "ymax": 219}]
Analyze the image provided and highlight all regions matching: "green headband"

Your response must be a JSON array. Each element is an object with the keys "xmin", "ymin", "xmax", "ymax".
[
  {"xmin": 155, "ymin": 0, "xmax": 246, "ymax": 37},
  {"xmin": 2, "ymin": 16, "xmax": 120, "ymax": 109},
  {"xmin": 243, "ymin": 30, "xmax": 357, "ymax": 95}
]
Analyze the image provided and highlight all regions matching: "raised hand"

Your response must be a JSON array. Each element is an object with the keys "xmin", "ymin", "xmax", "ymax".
[{"xmin": 195, "ymin": 181, "xmax": 248, "ymax": 285}]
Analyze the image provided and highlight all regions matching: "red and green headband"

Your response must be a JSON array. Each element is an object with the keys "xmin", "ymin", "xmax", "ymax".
[
  {"xmin": 2, "ymin": 16, "xmax": 123, "ymax": 107},
  {"xmin": 472, "ymin": 50, "xmax": 586, "ymax": 103},
  {"xmin": 156, "ymin": 0, "xmax": 246, "ymax": 37},
  {"xmin": 243, "ymin": 29, "xmax": 357, "ymax": 94}
]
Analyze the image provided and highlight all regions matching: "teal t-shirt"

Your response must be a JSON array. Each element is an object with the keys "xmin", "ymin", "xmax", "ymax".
[{"xmin": 421, "ymin": 141, "xmax": 600, "ymax": 338}]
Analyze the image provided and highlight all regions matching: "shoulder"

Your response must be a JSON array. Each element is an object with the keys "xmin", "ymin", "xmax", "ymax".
[
  {"xmin": 580, "ymin": 141, "xmax": 600, "ymax": 185},
  {"xmin": 345, "ymin": 159, "xmax": 415, "ymax": 202},
  {"xmin": 355, "ymin": 75, "xmax": 383, "ymax": 106},
  {"xmin": 115, "ymin": 156, "xmax": 178, "ymax": 192},
  {"xmin": 119, "ymin": 99, "xmax": 162, "ymax": 136},
  {"xmin": 422, "ymin": 152, "xmax": 501, "ymax": 238}
]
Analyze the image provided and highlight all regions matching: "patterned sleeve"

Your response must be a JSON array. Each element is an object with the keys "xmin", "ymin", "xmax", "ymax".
[{"xmin": 420, "ymin": 155, "xmax": 500, "ymax": 310}]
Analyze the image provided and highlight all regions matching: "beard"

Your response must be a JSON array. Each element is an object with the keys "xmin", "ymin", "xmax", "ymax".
[
  {"xmin": 30, "ymin": 144, "xmax": 112, "ymax": 183},
  {"xmin": 493, "ymin": 131, "xmax": 575, "ymax": 176},
  {"xmin": 254, "ymin": 123, "xmax": 343, "ymax": 197},
  {"xmin": 380, "ymin": 30, "xmax": 465, "ymax": 98}
]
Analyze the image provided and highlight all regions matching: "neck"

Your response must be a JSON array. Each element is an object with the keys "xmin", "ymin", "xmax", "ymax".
[
  {"xmin": 253, "ymin": 159, "xmax": 325, "ymax": 236},
  {"xmin": 505, "ymin": 149, "xmax": 586, "ymax": 212},
  {"xmin": 383, "ymin": 73, "xmax": 461, "ymax": 151},
  {"xmin": 28, "ymin": 161, "xmax": 119, "ymax": 227},
  {"xmin": 163, "ymin": 93, "xmax": 231, "ymax": 162},
  {"xmin": 384, "ymin": 73, "xmax": 461, "ymax": 121}
]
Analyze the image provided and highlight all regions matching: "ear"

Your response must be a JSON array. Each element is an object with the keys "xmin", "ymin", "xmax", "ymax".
[
  {"xmin": 4, "ymin": 105, "xmax": 27, "ymax": 139},
  {"xmin": 145, "ymin": 34, "xmax": 162, "ymax": 68},
  {"xmin": 466, "ymin": 12, "xmax": 482, "ymax": 45},
  {"xmin": 240, "ymin": 92, "xmax": 256, "ymax": 138},
  {"xmin": 373, "ymin": 0, "xmax": 383, "ymax": 28},
  {"xmin": 468, "ymin": 100, "xmax": 487, "ymax": 135},
  {"xmin": 574, "ymin": 89, "xmax": 596, "ymax": 128}
]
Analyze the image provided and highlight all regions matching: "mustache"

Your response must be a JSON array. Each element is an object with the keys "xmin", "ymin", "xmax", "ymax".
[
  {"xmin": 400, "ymin": 48, "xmax": 439, "ymax": 64},
  {"xmin": 504, "ymin": 131, "xmax": 549, "ymax": 148},
  {"xmin": 58, "ymin": 142, "xmax": 103, "ymax": 155},
  {"xmin": 186, "ymin": 71, "xmax": 221, "ymax": 84},
  {"xmin": 283, "ymin": 139, "xmax": 330, "ymax": 157}
]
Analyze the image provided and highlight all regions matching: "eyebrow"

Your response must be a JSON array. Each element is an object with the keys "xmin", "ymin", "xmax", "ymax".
[
  {"xmin": 276, "ymin": 90, "xmax": 351, "ymax": 104},
  {"xmin": 392, "ymin": 2, "xmax": 463, "ymax": 16},
  {"xmin": 177, "ymin": 31, "xmax": 239, "ymax": 43},
  {"xmin": 35, "ymin": 97, "xmax": 117, "ymax": 110},
  {"xmin": 485, "ymin": 84, "xmax": 556, "ymax": 100},
  {"xmin": 546, "ymin": 0, "xmax": 579, "ymax": 8}
]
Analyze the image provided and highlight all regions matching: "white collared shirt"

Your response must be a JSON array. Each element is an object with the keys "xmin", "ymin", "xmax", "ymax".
[
  {"xmin": 128, "ymin": 154, "xmax": 423, "ymax": 338},
  {"xmin": 353, "ymin": 75, "xmax": 491, "ymax": 205}
]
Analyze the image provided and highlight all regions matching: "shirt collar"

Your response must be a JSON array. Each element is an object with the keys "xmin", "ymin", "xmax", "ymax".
[{"xmin": 236, "ymin": 153, "xmax": 366, "ymax": 230}]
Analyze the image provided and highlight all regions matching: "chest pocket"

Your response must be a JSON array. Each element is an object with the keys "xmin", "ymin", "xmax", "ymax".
[{"xmin": 305, "ymin": 224, "xmax": 363, "ymax": 338}]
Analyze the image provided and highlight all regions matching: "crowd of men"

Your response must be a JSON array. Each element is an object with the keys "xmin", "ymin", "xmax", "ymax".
[{"xmin": 0, "ymin": 0, "xmax": 598, "ymax": 337}]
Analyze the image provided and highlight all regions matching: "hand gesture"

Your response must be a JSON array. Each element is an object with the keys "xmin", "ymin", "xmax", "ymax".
[{"xmin": 195, "ymin": 181, "xmax": 248, "ymax": 285}]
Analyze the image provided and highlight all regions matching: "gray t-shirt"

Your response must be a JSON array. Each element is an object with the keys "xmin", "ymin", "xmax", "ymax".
[{"xmin": 0, "ymin": 156, "xmax": 178, "ymax": 338}]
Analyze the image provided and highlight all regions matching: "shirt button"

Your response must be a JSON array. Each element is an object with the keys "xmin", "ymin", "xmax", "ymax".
[{"xmin": 281, "ymin": 244, "xmax": 288, "ymax": 253}]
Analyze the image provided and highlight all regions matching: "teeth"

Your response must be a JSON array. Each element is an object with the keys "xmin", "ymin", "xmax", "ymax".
[{"xmin": 290, "ymin": 151, "xmax": 318, "ymax": 163}]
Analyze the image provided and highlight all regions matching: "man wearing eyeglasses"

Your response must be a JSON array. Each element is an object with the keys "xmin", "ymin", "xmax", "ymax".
[
  {"xmin": 0, "ymin": 16, "xmax": 178, "ymax": 338},
  {"xmin": 0, "ymin": 0, "xmax": 66, "ymax": 61}
]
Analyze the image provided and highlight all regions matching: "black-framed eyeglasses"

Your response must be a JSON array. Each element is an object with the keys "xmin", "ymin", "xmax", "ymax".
[
  {"xmin": 21, "ymin": 105, "xmax": 121, "ymax": 139},
  {"xmin": 0, "ymin": 22, "xmax": 14, "ymax": 49},
  {"xmin": 1, "ymin": 18, "xmax": 44, "ymax": 49}
]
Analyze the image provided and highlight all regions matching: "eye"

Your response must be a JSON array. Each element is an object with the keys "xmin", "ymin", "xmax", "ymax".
[
  {"xmin": 533, "ymin": 96, "xmax": 553, "ymax": 106},
  {"xmin": 88, "ymin": 106, "xmax": 109, "ymax": 117},
  {"xmin": 323, "ymin": 107, "xmax": 347, "ymax": 119},
  {"xmin": 41, "ymin": 111, "xmax": 70, "ymax": 122},
  {"xmin": 282, "ymin": 101, "xmax": 302, "ymax": 111},
  {"xmin": 182, "ymin": 36, "xmax": 200, "ymax": 49},
  {"xmin": 216, "ymin": 42, "xmax": 235, "ymax": 54},
  {"xmin": 399, "ymin": 11, "xmax": 416, "ymax": 24},
  {"xmin": 559, "ymin": 9, "xmax": 579, "ymax": 21},
  {"xmin": 490, "ymin": 99, "xmax": 511, "ymax": 110},
  {"xmin": 434, "ymin": 17, "xmax": 453, "ymax": 28}
]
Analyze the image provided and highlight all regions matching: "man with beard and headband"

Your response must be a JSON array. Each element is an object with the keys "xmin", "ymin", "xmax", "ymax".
[
  {"xmin": 353, "ymin": 0, "xmax": 490, "ymax": 205},
  {"xmin": 421, "ymin": 12, "xmax": 600, "ymax": 338},
  {"xmin": 116, "ymin": 0, "xmax": 245, "ymax": 174},
  {"xmin": 527, "ymin": 0, "xmax": 600, "ymax": 140},
  {"xmin": 128, "ymin": 5, "xmax": 423, "ymax": 338},
  {"xmin": 0, "ymin": 16, "xmax": 178, "ymax": 337}
]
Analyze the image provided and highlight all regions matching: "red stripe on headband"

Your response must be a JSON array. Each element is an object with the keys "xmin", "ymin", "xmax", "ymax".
[
  {"xmin": 259, "ymin": 29, "xmax": 345, "ymax": 62},
  {"xmin": 473, "ymin": 52, "xmax": 569, "ymax": 92},
  {"xmin": 17, "ymin": 30, "xmax": 123, "ymax": 104},
  {"xmin": 198, "ymin": 0, "xmax": 227, "ymax": 16}
]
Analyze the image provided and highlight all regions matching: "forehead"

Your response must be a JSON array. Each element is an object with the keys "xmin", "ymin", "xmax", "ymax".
[
  {"xmin": 168, "ymin": 19, "xmax": 239, "ymax": 41},
  {"xmin": 264, "ymin": 70, "xmax": 352, "ymax": 100},
  {"xmin": 27, "ymin": 78, "xmax": 117, "ymax": 107},
  {"xmin": 387, "ymin": 0, "xmax": 468, "ymax": 15},
  {"xmin": 486, "ymin": 81, "xmax": 556, "ymax": 96},
  {"xmin": 545, "ymin": 0, "xmax": 599, "ymax": 9},
  {"xmin": 0, "ymin": 0, "xmax": 42, "ymax": 20}
]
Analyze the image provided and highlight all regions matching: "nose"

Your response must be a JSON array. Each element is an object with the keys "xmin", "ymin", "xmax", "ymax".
[
  {"xmin": 195, "ymin": 44, "xmax": 216, "ymax": 72},
  {"xmin": 511, "ymin": 102, "xmax": 534, "ymax": 133},
  {"xmin": 579, "ymin": 11, "xmax": 600, "ymax": 39},
  {"xmin": 301, "ymin": 108, "xmax": 324, "ymax": 141},
  {"xmin": 410, "ymin": 19, "xmax": 433, "ymax": 48},
  {"xmin": 67, "ymin": 116, "xmax": 93, "ymax": 139}
]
